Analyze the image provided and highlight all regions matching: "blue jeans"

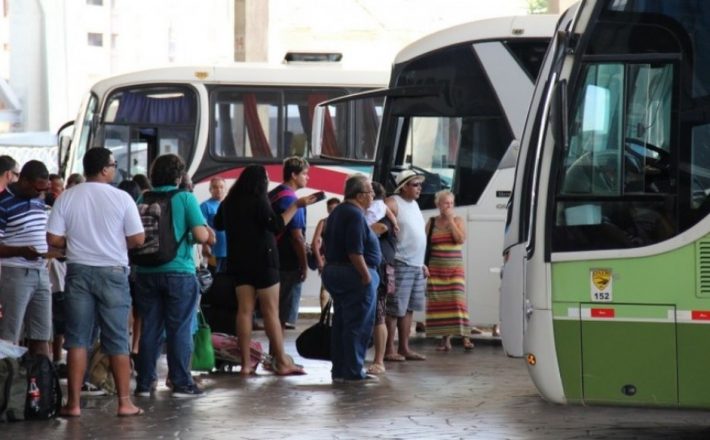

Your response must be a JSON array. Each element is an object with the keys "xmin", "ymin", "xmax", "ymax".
[
  {"xmin": 279, "ymin": 270, "xmax": 303, "ymax": 324},
  {"xmin": 63, "ymin": 264, "xmax": 131, "ymax": 355},
  {"xmin": 322, "ymin": 265, "xmax": 378, "ymax": 380},
  {"xmin": 134, "ymin": 272, "xmax": 200, "ymax": 390}
]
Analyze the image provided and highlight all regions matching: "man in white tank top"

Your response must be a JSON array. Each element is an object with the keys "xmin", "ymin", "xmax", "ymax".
[{"xmin": 383, "ymin": 169, "xmax": 428, "ymax": 362}]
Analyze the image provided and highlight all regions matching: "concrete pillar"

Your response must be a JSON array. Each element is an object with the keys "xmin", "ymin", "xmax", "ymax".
[
  {"xmin": 234, "ymin": 0, "xmax": 268, "ymax": 62},
  {"xmin": 8, "ymin": 0, "xmax": 48, "ymax": 131}
]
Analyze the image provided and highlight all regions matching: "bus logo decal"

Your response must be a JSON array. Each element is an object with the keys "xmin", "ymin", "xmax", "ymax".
[{"xmin": 590, "ymin": 268, "xmax": 612, "ymax": 302}]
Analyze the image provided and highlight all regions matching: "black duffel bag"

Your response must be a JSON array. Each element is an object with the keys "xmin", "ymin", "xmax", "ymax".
[
  {"xmin": 201, "ymin": 273, "xmax": 237, "ymax": 335},
  {"xmin": 296, "ymin": 300, "xmax": 332, "ymax": 361}
]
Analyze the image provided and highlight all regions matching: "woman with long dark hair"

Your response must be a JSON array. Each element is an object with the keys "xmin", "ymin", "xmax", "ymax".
[{"xmin": 215, "ymin": 165, "xmax": 316, "ymax": 375}]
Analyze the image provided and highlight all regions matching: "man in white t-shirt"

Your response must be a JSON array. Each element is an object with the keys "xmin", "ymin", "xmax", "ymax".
[
  {"xmin": 47, "ymin": 147, "xmax": 145, "ymax": 418},
  {"xmin": 384, "ymin": 169, "xmax": 428, "ymax": 362}
]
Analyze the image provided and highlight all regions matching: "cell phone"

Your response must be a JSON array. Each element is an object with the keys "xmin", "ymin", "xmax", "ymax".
[{"xmin": 311, "ymin": 191, "xmax": 326, "ymax": 202}]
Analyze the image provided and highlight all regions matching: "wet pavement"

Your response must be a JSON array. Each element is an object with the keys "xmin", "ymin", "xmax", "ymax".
[{"xmin": 4, "ymin": 324, "xmax": 710, "ymax": 439}]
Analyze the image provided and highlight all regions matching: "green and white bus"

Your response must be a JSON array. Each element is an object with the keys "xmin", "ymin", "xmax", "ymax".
[{"xmin": 502, "ymin": 0, "xmax": 710, "ymax": 408}]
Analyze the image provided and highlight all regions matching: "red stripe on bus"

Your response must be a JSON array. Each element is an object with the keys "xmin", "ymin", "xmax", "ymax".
[
  {"xmin": 201, "ymin": 165, "xmax": 351, "ymax": 195},
  {"xmin": 591, "ymin": 308, "xmax": 615, "ymax": 318},
  {"xmin": 692, "ymin": 311, "xmax": 710, "ymax": 320}
]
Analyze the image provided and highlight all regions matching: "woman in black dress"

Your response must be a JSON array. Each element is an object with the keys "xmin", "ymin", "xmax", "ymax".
[{"xmin": 215, "ymin": 165, "xmax": 315, "ymax": 375}]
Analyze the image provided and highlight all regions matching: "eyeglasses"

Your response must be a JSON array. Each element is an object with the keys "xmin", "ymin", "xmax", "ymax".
[
  {"xmin": 106, "ymin": 162, "xmax": 118, "ymax": 168},
  {"xmin": 359, "ymin": 190, "xmax": 375, "ymax": 196}
]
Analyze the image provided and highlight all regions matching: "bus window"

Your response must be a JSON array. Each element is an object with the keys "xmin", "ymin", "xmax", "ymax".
[
  {"xmin": 212, "ymin": 90, "xmax": 280, "ymax": 159},
  {"xmin": 503, "ymin": 39, "xmax": 550, "ymax": 82},
  {"xmin": 553, "ymin": 62, "xmax": 676, "ymax": 251},
  {"xmin": 283, "ymin": 89, "xmax": 353, "ymax": 158},
  {"xmin": 316, "ymin": 96, "xmax": 384, "ymax": 161},
  {"xmin": 100, "ymin": 86, "xmax": 197, "ymax": 182},
  {"xmin": 399, "ymin": 114, "xmax": 511, "ymax": 208},
  {"xmin": 691, "ymin": 124, "xmax": 710, "ymax": 211}
]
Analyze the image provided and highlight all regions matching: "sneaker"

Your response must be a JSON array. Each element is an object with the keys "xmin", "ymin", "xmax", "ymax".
[
  {"xmin": 284, "ymin": 322, "xmax": 296, "ymax": 330},
  {"xmin": 81, "ymin": 382, "xmax": 108, "ymax": 396},
  {"xmin": 172, "ymin": 383, "xmax": 204, "ymax": 398},
  {"xmin": 134, "ymin": 380, "xmax": 157, "ymax": 397},
  {"xmin": 134, "ymin": 387, "xmax": 152, "ymax": 398}
]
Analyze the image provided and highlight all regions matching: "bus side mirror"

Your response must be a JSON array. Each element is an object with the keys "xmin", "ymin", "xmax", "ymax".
[
  {"xmin": 550, "ymin": 79, "xmax": 568, "ymax": 151},
  {"xmin": 56, "ymin": 120, "xmax": 75, "ymax": 178},
  {"xmin": 311, "ymin": 104, "xmax": 325, "ymax": 157}
]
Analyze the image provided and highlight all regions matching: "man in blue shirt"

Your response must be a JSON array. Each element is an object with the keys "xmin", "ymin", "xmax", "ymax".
[
  {"xmin": 322, "ymin": 174, "xmax": 381, "ymax": 382},
  {"xmin": 269, "ymin": 156, "xmax": 309, "ymax": 329},
  {"xmin": 200, "ymin": 177, "xmax": 227, "ymax": 273},
  {"xmin": 0, "ymin": 160, "xmax": 52, "ymax": 356}
]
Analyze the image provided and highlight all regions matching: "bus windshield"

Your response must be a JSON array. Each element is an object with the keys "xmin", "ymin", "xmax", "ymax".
[{"xmin": 98, "ymin": 86, "xmax": 198, "ymax": 182}]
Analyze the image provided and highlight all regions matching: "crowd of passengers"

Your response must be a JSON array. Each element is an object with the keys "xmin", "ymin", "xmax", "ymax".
[{"xmin": 0, "ymin": 149, "xmax": 472, "ymax": 418}]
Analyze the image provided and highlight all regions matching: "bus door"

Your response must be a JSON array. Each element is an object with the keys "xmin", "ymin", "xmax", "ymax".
[{"xmin": 95, "ymin": 86, "xmax": 198, "ymax": 183}]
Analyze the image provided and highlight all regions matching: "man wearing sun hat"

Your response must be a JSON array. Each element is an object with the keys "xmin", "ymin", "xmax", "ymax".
[{"xmin": 383, "ymin": 169, "xmax": 428, "ymax": 362}]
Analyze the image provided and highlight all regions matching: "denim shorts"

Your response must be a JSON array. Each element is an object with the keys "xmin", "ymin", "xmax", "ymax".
[
  {"xmin": 63, "ymin": 263, "xmax": 131, "ymax": 355},
  {"xmin": 0, "ymin": 266, "xmax": 52, "ymax": 342}
]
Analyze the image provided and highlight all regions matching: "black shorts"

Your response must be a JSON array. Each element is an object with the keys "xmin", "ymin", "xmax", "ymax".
[{"xmin": 233, "ymin": 268, "xmax": 280, "ymax": 290}]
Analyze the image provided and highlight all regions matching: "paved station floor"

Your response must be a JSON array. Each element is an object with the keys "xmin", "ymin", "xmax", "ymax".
[{"xmin": 4, "ymin": 325, "xmax": 710, "ymax": 440}]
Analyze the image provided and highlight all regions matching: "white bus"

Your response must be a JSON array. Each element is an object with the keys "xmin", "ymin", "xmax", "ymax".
[
  {"xmin": 58, "ymin": 60, "xmax": 388, "ymax": 302},
  {"xmin": 313, "ymin": 15, "xmax": 558, "ymax": 328}
]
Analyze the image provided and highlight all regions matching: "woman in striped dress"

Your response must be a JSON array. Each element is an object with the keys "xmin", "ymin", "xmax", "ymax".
[{"xmin": 425, "ymin": 190, "xmax": 474, "ymax": 351}]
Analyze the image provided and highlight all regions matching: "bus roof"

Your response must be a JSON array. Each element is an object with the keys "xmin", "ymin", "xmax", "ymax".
[
  {"xmin": 88, "ymin": 63, "xmax": 389, "ymax": 97},
  {"xmin": 394, "ymin": 15, "xmax": 559, "ymax": 64}
]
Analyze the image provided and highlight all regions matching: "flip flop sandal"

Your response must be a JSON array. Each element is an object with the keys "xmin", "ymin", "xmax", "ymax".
[
  {"xmin": 117, "ymin": 408, "xmax": 145, "ymax": 417},
  {"xmin": 274, "ymin": 355, "xmax": 306, "ymax": 376},
  {"xmin": 366, "ymin": 364, "xmax": 386, "ymax": 375},
  {"xmin": 384, "ymin": 354, "xmax": 406, "ymax": 362}
]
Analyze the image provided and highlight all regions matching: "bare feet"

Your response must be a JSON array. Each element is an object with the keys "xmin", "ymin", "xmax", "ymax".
[
  {"xmin": 436, "ymin": 336, "xmax": 452, "ymax": 352},
  {"xmin": 59, "ymin": 405, "xmax": 81, "ymax": 418},
  {"xmin": 399, "ymin": 351, "xmax": 426, "ymax": 361},
  {"xmin": 273, "ymin": 355, "xmax": 306, "ymax": 376},
  {"xmin": 117, "ymin": 396, "xmax": 143, "ymax": 417},
  {"xmin": 463, "ymin": 337, "xmax": 475, "ymax": 351},
  {"xmin": 240, "ymin": 367, "xmax": 257, "ymax": 377}
]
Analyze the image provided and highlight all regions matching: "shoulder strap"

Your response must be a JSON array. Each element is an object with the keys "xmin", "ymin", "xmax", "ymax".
[{"xmin": 269, "ymin": 185, "xmax": 292, "ymax": 205}]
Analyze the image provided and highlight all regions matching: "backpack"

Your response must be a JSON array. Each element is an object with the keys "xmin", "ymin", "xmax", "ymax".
[
  {"xmin": 268, "ymin": 185, "xmax": 295, "ymax": 243},
  {"xmin": 130, "ymin": 189, "xmax": 186, "ymax": 266},
  {"xmin": 0, "ymin": 357, "xmax": 26, "ymax": 422},
  {"xmin": 0, "ymin": 354, "xmax": 61, "ymax": 422},
  {"xmin": 23, "ymin": 354, "xmax": 62, "ymax": 420}
]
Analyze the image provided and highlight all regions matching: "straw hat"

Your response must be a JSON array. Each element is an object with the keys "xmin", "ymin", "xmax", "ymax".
[{"xmin": 393, "ymin": 169, "xmax": 424, "ymax": 193}]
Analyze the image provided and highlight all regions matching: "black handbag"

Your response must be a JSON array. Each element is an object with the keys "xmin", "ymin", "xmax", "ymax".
[{"xmin": 295, "ymin": 300, "xmax": 332, "ymax": 361}]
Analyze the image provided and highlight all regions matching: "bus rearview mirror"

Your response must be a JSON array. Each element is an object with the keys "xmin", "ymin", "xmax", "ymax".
[{"xmin": 550, "ymin": 79, "xmax": 568, "ymax": 151}]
